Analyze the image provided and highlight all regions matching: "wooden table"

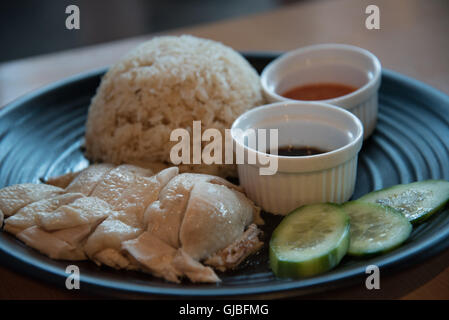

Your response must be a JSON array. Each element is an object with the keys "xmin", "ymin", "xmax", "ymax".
[{"xmin": 1, "ymin": 0, "xmax": 449, "ymax": 299}]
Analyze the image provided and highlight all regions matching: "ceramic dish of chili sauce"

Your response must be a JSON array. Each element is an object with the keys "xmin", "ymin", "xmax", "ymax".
[{"xmin": 260, "ymin": 44, "xmax": 381, "ymax": 139}]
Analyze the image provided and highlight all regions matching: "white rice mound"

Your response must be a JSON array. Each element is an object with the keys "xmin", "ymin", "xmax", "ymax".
[{"xmin": 85, "ymin": 35, "xmax": 264, "ymax": 176}]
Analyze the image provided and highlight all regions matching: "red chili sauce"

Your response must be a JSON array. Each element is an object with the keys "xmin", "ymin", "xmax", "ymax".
[{"xmin": 282, "ymin": 83, "xmax": 358, "ymax": 101}]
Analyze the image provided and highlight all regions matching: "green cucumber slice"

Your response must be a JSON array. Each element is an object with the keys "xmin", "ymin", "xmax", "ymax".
[
  {"xmin": 342, "ymin": 201, "xmax": 412, "ymax": 256},
  {"xmin": 269, "ymin": 203, "xmax": 349, "ymax": 278},
  {"xmin": 358, "ymin": 180, "xmax": 449, "ymax": 224}
]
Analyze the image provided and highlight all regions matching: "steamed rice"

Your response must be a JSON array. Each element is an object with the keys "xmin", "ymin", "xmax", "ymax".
[{"xmin": 85, "ymin": 35, "xmax": 264, "ymax": 176}]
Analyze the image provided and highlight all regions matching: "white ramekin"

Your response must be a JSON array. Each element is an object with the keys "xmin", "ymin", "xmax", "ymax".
[
  {"xmin": 231, "ymin": 101, "xmax": 364, "ymax": 215},
  {"xmin": 260, "ymin": 44, "xmax": 381, "ymax": 139}
]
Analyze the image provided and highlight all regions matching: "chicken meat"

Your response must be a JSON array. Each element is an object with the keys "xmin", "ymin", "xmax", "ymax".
[{"xmin": 0, "ymin": 163, "xmax": 263, "ymax": 283}]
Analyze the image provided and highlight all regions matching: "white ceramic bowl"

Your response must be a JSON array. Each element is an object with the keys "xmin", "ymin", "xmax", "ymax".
[
  {"xmin": 261, "ymin": 44, "xmax": 381, "ymax": 139},
  {"xmin": 231, "ymin": 101, "xmax": 364, "ymax": 215}
]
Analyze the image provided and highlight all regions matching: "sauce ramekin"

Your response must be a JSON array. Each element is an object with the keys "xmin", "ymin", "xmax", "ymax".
[
  {"xmin": 261, "ymin": 44, "xmax": 381, "ymax": 139},
  {"xmin": 231, "ymin": 101, "xmax": 364, "ymax": 215}
]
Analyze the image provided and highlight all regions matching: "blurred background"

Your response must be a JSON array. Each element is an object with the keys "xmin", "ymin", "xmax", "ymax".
[{"xmin": 0, "ymin": 0, "xmax": 303, "ymax": 62}]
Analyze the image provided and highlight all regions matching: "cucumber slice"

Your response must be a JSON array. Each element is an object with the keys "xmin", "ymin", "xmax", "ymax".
[
  {"xmin": 269, "ymin": 203, "xmax": 349, "ymax": 278},
  {"xmin": 358, "ymin": 180, "xmax": 449, "ymax": 224},
  {"xmin": 342, "ymin": 201, "xmax": 412, "ymax": 256}
]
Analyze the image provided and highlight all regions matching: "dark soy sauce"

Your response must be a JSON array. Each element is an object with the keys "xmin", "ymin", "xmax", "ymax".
[{"xmin": 270, "ymin": 145, "xmax": 329, "ymax": 157}]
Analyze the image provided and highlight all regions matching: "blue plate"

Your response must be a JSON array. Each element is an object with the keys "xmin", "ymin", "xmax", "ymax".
[{"xmin": 1, "ymin": 53, "xmax": 449, "ymax": 298}]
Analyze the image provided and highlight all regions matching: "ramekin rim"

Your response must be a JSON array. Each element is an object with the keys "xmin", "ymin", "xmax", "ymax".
[{"xmin": 231, "ymin": 101, "xmax": 364, "ymax": 173}]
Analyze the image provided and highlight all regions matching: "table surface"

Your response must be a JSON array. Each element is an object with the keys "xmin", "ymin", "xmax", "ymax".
[{"xmin": 1, "ymin": 0, "xmax": 449, "ymax": 299}]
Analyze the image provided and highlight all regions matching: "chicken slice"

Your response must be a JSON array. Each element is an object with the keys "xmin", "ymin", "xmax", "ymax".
[
  {"xmin": 85, "ymin": 166, "xmax": 179, "ymax": 268},
  {"xmin": 144, "ymin": 174, "xmax": 212, "ymax": 249},
  {"xmin": 91, "ymin": 165, "xmax": 177, "ymax": 225},
  {"xmin": 179, "ymin": 181, "xmax": 255, "ymax": 261},
  {"xmin": 65, "ymin": 163, "xmax": 115, "ymax": 195},
  {"xmin": 5, "ymin": 192, "xmax": 110, "ymax": 263},
  {"xmin": 117, "ymin": 164, "xmax": 156, "ymax": 177},
  {"xmin": 4, "ymin": 193, "xmax": 84, "ymax": 235},
  {"xmin": 53, "ymin": 223, "xmax": 96, "ymax": 247},
  {"xmin": 84, "ymin": 216, "xmax": 142, "ymax": 268},
  {"xmin": 0, "ymin": 183, "xmax": 63, "ymax": 217},
  {"xmin": 84, "ymin": 216, "xmax": 142, "ymax": 255},
  {"xmin": 94, "ymin": 248, "xmax": 131, "ymax": 269},
  {"xmin": 172, "ymin": 249, "xmax": 220, "ymax": 283},
  {"xmin": 45, "ymin": 171, "xmax": 81, "ymax": 189},
  {"xmin": 145, "ymin": 173, "xmax": 249, "ymax": 249},
  {"xmin": 36, "ymin": 196, "xmax": 112, "ymax": 231},
  {"xmin": 122, "ymin": 233, "xmax": 221, "ymax": 283},
  {"xmin": 16, "ymin": 225, "xmax": 89, "ymax": 260},
  {"xmin": 204, "ymin": 224, "xmax": 263, "ymax": 272},
  {"xmin": 122, "ymin": 231, "xmax": 182, "ymax": 283}
]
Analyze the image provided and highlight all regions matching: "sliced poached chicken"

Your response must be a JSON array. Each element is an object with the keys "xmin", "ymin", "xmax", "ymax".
[
  {"xmin": 0, "ymin": 183, "xmax": 63, "ymax": 217},
  {"xmin": 85, "ymin": 166, "xmax": 178, "ymax": 268},
  {"xmin": 1, "ymin": 164, "xmax": 263, "ymax": 283}
]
